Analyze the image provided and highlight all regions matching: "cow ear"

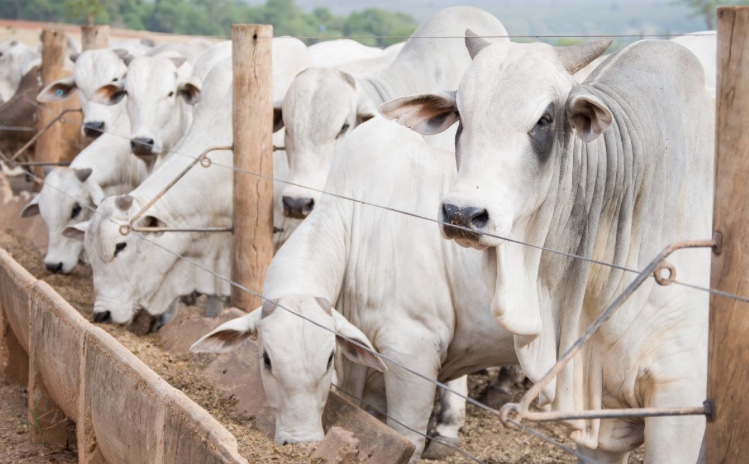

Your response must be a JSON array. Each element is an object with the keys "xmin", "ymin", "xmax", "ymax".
[
  {"xmin": 178, "ymin": 80, "xmax": 200, "ymax": 105},
  {"xmin": 93, "ymin": 83, "xmax": 127, "ymax": 105},
  {"xmin": 190, "ymin": 307, "xmax": 262, "ymax": 353},
  {"xmin": 37, "ymin": 77, "xmax": 77, "ymax": 103},
  {"xmin": 567, "ymin": 91, "xmax": 613, "ymax": 143},
  {"xmin": 273, "ymin": 100, "xmax": 284, "ymax": 133},
  {"xmin": 379, "ymin": 91, "xmax": 458, "ymax": 135},
  {"xmin": 20, "ymin": 195, "xmax": 40, "ymax": 218},
  {"xmin": 62, "ymin": 221, "xmax": 89, "ymax": 241},
  {"xmin": 89, "ymin": 183, "xmax": 105, "ymax": 207},
  {"xmin": 332, "ymin": 310, "xmax": 387, "ymax": 372},
  {"xmin": 113, "ymin": 49, "xmax": 135, "ymax": 66}
]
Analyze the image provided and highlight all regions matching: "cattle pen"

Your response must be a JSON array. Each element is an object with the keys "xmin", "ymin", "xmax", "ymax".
[{"xmin": 0, "ymin": 5, "xmax": 747, "ymax": 464}]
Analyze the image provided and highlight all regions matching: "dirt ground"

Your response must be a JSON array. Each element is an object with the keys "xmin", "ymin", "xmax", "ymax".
[{"xmin": 0, "ymin": 228, "xmax": 646, "ymax": 463}]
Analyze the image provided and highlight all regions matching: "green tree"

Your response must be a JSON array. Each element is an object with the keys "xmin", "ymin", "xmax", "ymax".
[{"xmin": 65, "ymin": 0, "xmax": 108, "ymax": 25}]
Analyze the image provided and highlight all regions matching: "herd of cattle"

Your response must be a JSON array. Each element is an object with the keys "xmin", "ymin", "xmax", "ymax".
[{"xmin": 1, "ymin": 5, "xmax": 718, "ymax": 463}]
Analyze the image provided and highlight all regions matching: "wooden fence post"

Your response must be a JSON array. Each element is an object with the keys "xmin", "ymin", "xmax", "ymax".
[
  {"xmin": 81, "ymin": 25, "xmax": 109, "ymax": 51},
  {"xmin": 231, "ymin": 25, "xmax": 274, "ymax": 311},
  {"xmin": 34, "ymin": 28, "xmax": 67, "ymax": 184},
  {"xmin": 707, "ymin": 6, "xmax": 749, "ymax": 463}
]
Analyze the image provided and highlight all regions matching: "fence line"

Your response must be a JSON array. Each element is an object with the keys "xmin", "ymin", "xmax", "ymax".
[{"xmin": 13, "ymin": 112, "xmax": 749, "ymax": 306}]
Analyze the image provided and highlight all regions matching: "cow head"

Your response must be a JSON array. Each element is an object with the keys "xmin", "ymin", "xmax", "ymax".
[
  {"xmin": 0, "ymin": 39, "xmax": 39, "ymax": 102},
  {"xmin": 278, "ymin": 68, "xmax": 377, "ymax": 219},
  {"xmin": 380, "ymin": 32, "xmax": 612, "ymax": 250},
  {"xmin": 76, "ymin": 195, "xmax": 194, "ymax": 324},
  {"xmin": 38, "ymin": 49, "xmax": 130, "ymax": 140},
  {"xmin": 21, "ymin": 167, "xmax": 103, "ymax": 274},
  {"xmin": 191, "ymin": 295, "xmax": 386, "ymax": 445},
  {"xmin": 93, "ymin": 55, "xmax": 198, "ymax": 162}
]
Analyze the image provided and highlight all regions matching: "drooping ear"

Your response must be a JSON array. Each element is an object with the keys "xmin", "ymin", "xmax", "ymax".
[
  {"xmin": 62, "ymin": 220, "xmax": 90, "ymax": 241},
  {"xmin": 89, "ymin": 182, "xmax": 105, "ymax": 207},
  {"xmin": 73, "ymin": 167, "xmax": 92, "ymax": 183},
  {"xmin": 465, "ymin": 29, "xmax": 491, "ymax": 60},
  {"xmin": 379, "ymin": 91, "xmax": 458, "ymax": 135},
  {"xmin": 20, "ymin": 195, "xmax": 40, "ymax": 218},
  {"xmin": 567, "ymin": 91, "xmax": 613, "ymax": 143},
  {"xmin": 37, "ymin": 77, "xmax": 77, "ymax": 103},
  {"xmin": 190, "ymin": 307, "xmax": 262, "ymax": 353},
  {"xmin": 554, "ymin": 39, "xmax": 612, "ymax": 75},
  {"xmin": 178, "ymin": 80, "xmax": 200, "ymax": 104},
  {"xmin": 332, "ymin": 310, "xmax": 387, "ymax": 372},
  {"xmin": 92, "ymin": 83, "xmax": 127, "ymax": 105},
  {"xmin": 169, "ymin": 56, "xmax": 187, "ymax": 69},
  {"xmin": 273, "ymin": 100, "xmax": 284, "ymax": 133}
]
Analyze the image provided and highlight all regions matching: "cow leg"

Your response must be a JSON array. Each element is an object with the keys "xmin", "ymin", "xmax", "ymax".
[
  {"xmin": 477, "ymin": 365, "xmax": 524, "ymax": 408},
  {"xmin": 576, "ymin": 446, "xmax": 628, "ymax": 464},
  {"xmin": 378, "ymin": 336, "xmax": 441, "ymax": 464},
  {"xmin": 422, "ymin": 376, "xmax": 466, "ymax": 460},
  {"xmin": 205, "ymin": 295, "xmax": 224, "ymax": 317},
  {"xmin": 643, "ymin": 413, "xmax": 704, "ymax": 464}
]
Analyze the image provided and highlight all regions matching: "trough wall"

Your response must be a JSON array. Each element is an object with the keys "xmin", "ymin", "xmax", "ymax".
[{"xmin": 0, "ymin": 248, "xmax": 248, "ymax": 464}]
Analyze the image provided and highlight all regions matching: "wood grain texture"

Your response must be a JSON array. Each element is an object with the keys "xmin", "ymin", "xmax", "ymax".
[
  {"xmin": 231, "ymin": 25, "xmax": 274, "ymax": 311},
  {"xmin": 34, "ymin": 28, "xmax": 67, "ymax": 183},
  {"xmin": 81, "ymin": 25, "xmax": 109, "ymax": 51},
  {"xmin": 707, "ymin": 6, "xmax": 749, "ymax": 463}
]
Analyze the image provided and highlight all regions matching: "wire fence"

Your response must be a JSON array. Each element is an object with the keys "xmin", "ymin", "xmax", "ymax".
[{"xmin": 0, "ymin": 28, "xmax": 735, "ymax": 462}]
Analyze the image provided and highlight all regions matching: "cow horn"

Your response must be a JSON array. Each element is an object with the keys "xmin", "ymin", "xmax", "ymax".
[
  {"xmin": 554, "ymin": 38, "xmax": 612, "ymax": 75},
  {"xmin": 69, "ymin": 52, "xmax": 80, "ymax": 63},
  {"xmin": 73, "ymin": 167, "xmax": 92, "ymax": 182},
  {"xmin": 261, "ymin": 299, "xmax": 278, "ymax": 317},
  {"xmin": 465, "ymin": 29, "xmax": 491, "ymax": 60},
  {"xmin": 115, "ymin": 195, "xmax": 133, "ymax": 211}
]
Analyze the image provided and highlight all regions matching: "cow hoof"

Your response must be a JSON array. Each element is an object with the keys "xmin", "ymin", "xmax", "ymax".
[
  {"xmin": 205, "ymin": 296, "xmax": 224, "ymax": 318},
  {"xmin": 478, "ymin": 384, "xmax": 513, "ymax": 409},
  {"xmin": 421, "ymin": 435, "xmax": 459, "ymax": 460}
]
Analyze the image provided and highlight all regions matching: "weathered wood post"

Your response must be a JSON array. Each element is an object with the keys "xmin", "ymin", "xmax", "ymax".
[
  {"xmin": 231, "ymin": 25, "xmax": 274, "ymax": 311},
  {"xmin": 81, "ymin": 24, "xmax": 109, "ymax": 51},
  {"xmin": 707, "ymin": 6, "xmax": 749, "ymax": 462},
  {"xmin": 34, "ymin": 28, "xmax": 67, "ymax": 184}
]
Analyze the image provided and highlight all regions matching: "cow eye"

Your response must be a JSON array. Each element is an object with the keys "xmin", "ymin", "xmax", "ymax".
[
  {"xmin": 0, "ymin": 53, "xmax": 4, "ymax": 58},
  {"xmin": 114, "ymin": 242, "xmax": 127, "ymax": 257},
  {"xmin": 337, "ymin": 123, "xmax": 350, "ymax": 137},
  {"xmin": 71, "ymin": 203, "xmax": 82, "ymax": 219},
  {"xmin": 263, "ymin": 351, "xmax": 272, "ymax": 371},
  {"xmin": 168, "ymin": 91, "xmax": 174, "ymax": 97},
  {"xmin": 326, "ymin": 351, "xmax": 335, "ymax": 371},
  {"xmin": 537, "ymin": 114, "xmax": 553, "ymax": 127},
  {"xmin": 112, "ymin": 77, "xmax": 118, "ymax": 82}
]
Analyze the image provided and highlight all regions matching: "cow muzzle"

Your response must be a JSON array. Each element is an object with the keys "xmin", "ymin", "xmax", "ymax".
[
  {"xmin": 282, "ymin": 196, "xmax": 314, "ymax": 219},
  {"xmin": 83, "ymin": 121, "xmax": 105, "ymax": 139},
  {"xmin": 440, "ymin": 203, "xmax": 488, "ymax": 244},
  {"xmin": 93, "ymin": 310, "xmax": 111, "ymax": 323},
  {"xmin": 130, "ymin": 137, "xmax": 156, "ymax": 158},
  {"xmin": 44, "ymin": 261, "xmax": 64, "ymax": 274}
]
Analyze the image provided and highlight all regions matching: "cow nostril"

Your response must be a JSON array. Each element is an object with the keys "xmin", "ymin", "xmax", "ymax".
[
  {"xmin": 471, "ymin": 209, "xmax": 489, "ymax": 229},
  {"xmin": 302, "ymin": 198, "xmax": 314, "ymax": 215},
  {"xmin": 93, "ymin": 311, "xmax": 111, "ymax": 323},
  {"xmin": 45, "ymin": 262, "xmax": 63, "ymax": 273}
]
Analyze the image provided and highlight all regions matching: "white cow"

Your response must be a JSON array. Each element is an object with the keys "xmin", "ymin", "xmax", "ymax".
[
  {"xmin": 37, "ymin": 48, "xmax": 133, "ymax": 139},
  {"xmin": 21, "ymin": 112, "xmax": 147, "ymax": 274},
  {"xmin": 71, "ymin": 61, "xmax": 234, "ymax": 324},
  {"xmin": 92, "ymin": 47, "xmax": 196, "ymax": 166},
  {"xmin": 74, "ymin": 44, "xmax": 310, "ymax": 323},
  {"xmin": 308, "ymin": 39, "xmax": 384, "ymax": 68},
  {"xmin": 276, "ymin": 6, "xmax": 508, "ymax": 220},
  {"xmin": 575, "ymin": 31, "xmax": 716, "ymax": 96},
  {"xmin": 192, "ymin": 118, "xmax": 518, "ymax": 462},
  {"xmin": 381, "ymin": 36, "xmax": 714, "ymax": 463},
  {"xmin": 0, "ymin": 39, "xmax": 39, "ymax": 102}
]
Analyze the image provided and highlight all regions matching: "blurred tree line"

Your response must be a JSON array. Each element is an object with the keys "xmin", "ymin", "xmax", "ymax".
[{"xmin": 0, "ymin": 0, "xmax": 416, "ymax": 46}]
